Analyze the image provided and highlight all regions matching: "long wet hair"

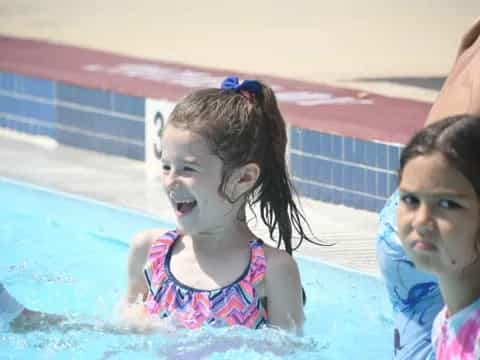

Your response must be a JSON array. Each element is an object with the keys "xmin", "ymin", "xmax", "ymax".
[
  {"xmin": 398, "ymin": 114, "xmax": 480, "ymax": 197},
  {"xmin": 166, "ymin": 80, "xmax": 318, "ymax": 254}
]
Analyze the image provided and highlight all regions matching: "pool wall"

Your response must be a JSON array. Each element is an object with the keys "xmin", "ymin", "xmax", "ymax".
[{"xmin": 0, "ymin": 36, "xmax": 432, "ymax": 212}]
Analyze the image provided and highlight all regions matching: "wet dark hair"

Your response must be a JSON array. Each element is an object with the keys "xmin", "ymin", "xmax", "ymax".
[
  {"xmin": 166, "ymin": 81, "xmax": 320, "ymax": 254},
  {"xmin": 398, "ymin": 114, "xmax": 480, "ymax": 197}
]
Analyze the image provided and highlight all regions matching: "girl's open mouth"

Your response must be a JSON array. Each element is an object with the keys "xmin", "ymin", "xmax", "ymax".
[{"xmin": 175, "ymin": 200, "xmax": 198, "ymax": 216}]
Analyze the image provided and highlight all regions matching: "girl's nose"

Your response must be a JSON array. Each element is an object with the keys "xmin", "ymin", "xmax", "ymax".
[
  {"xmin": 162, "ymin": 169, "xmax": 178, "ymax": 189},
  {"xmin": 412, "ymin": 203, "xmax": 434, "ymax": 235}
]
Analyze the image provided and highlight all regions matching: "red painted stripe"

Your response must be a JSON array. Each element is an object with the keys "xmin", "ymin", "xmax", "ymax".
[{"xmin": 0, "ymin": 35, "xmax": 431, "ymax": 144}]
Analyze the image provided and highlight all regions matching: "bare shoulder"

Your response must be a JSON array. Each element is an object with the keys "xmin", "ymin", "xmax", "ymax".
[
  {"xmin": 128, "ymin": 228, "xmax": 169, "ymax": 270},
  {"xmin": 130, "ymin": 228, "xmax": 167, "ymax": 253},
  {"xmin": 263, "ymin": 245, "xmax": 300, "ymax": 275},
  {"xmin": 125, "ymin": 228, "xmax": 169, "ymax": 302},
  {"xmin": 262, "ymin": 245, "xmax": 304, "ymax": 331}
]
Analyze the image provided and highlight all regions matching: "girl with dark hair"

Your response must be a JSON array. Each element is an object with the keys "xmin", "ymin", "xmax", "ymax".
[
  {"xmin": 376, "ymin": 16, "xmax": 480, "ymax": 360},
  {"xmin": 397, "ymin": 115, "xmax": 480, "ymax": 359},
  {"xmin": 123, "ymin": 76, "xmax": 316, "ymax": 333}
]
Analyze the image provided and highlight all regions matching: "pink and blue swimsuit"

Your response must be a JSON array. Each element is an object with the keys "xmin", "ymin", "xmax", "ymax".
[
  {"xmin": 432, "ymin": 297, "xmax": 480, "ymax": 359},
  {"xmin": 143, "ymin": 230, "xmax": 268, "ymax": 329}
]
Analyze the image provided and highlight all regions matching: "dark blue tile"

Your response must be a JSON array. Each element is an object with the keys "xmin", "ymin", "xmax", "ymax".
[
  {"xmin": 343, "ymin": 191, "xmax": 355, "ymax": 208},
  {"xmin": 100, "ymin": 138, "xmax": 129, "ymax": 158},
  {"xmin": 302, "ymin": 156, "xmax": 314, "ymax": 180},
  {"xmin": 343, "ymin": 165, "xmax": 355, "ymax": 190},
  {"xmin": 24, "ymin": 122, "xmax": 34, "ymax": 135},
  {"xmin": 318, "ymin": 133, "xmax": 332, "ymax": 157},
  {"xmin": 19, "ymin": 99, "xmax": 56, "ymax": 124},
  {"xmin": 315, "ymin": 158, "xmax": 332, "ymax": 185},
  {"xmin": 332, "ymin": 135, "xmax": 343, "ymax": 160},
  {"xmin": 96, "ymin": 114, "xmax": 144, "ymax": 142},
  {"xmin": 377, "ymin": 172, "xmax": 388, "ymax": 197},
  {"xmin": 332, "ymin": 189, "xmax": 343, "ymax": 204},
  {"xmin": 388, "ymin": 145, "xmax": 401, "ymax": 171},
  {"xmin": 313, "ymin": 184, "xmax": 333, "ymax": 203},
  {"xmin": 344, "ymin": 137, "xmax": 355, "ymax": 162},
  {"xmin": 0, "ymin": 72, "xmax": 15, "ymax": 91},
  {"xmin": 352, "ymin": 166, "xmax": 365, "ymax": 192},
  {"xmin": 302, "ymin": 129, "xmax": 321, "ymax": 155},
  {"xmin": 56, "ymin": 83, "xmax": 112, "ymax": 110},
  {"xmin": 354, "ymin": 139, "xmax": 366, "ymax": 164},
  {"xmin": 364, "ymin": 196, "xmax": 377, "ymax": 212},
  {"xmin": 126, "ymin": 144, "xmax": 145, "ymax": 161},
  {"xmin": 112, "ymin": 93, "xmax": 145, "ymax": 117},
  {"xmin": 56, "ymin": 127, "xmax": 139, "ymax": 159},
  {"xmin": 294, "ymin": 179, "xmax": 309, "ymax": 197},
  {"xmin": 332, "ymin": 162, "xmax": 343, "ymax": 188},
  {"xmin": 57, "ymin": 106, "xmax": 144, "ymax": 142},
  {"xmin": 289, "ymin": 127, "xmax": 302, "ymax": 150},
  {"xmin": 308, "ymin": 183, "xmax": 322, "ymax": 201},
  {"xmin": 15, "ymin": 75, "xmax": 55, "ymax": 99},
  {"xmin": 290, "ymin": 153, "xmax": 302, "ymax": 178},
  {"xmin": 351, "ymin": 193, "xmax": 365, "ymax": 210},
  {"xmin": 365, "ymin": 170, "xmax": 377, "ymax": 196},
  {"xmin": 388, "ymin": 173, "xmax": 398, "ymax": 197},
  {"xmin": 57, "ymin": 106, "xmax": 93, "ymax": 129},
  {"xmin": 39, "ymin": 124, "xmax": 55, "ymax": 137},
  {"xmin": 13, "ymin": 120, "xmax": 27, "ymax": 133},
  {"xmin": 0, "ymin": 95, "xmax": 18, "ymax": 114},
  {"xmin": 4, "ymin": 117, "xmax": 12, "ymax": 129},
  {"xmin": 375, "ymin": 198, "xmax": 388, "ymax": 212},
  {"xmin": 376, "ymin": 142, "xmax": 388, "ymax": 170},
  {"xmin": 303, "ymin": 182, "xmax": 314, "ymax": 199},
  {"xmin": 364, "ymin": 141, "xmax": 377, "ymax": 167},
  {"xmin": 56, "ymin": 128, "xmax": 93, "ymax": 150}
]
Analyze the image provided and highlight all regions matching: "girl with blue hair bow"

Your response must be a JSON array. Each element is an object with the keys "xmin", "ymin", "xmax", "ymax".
[{"xmin": 122, "ymin": 76, "xmax": 318, "ymax": 333}]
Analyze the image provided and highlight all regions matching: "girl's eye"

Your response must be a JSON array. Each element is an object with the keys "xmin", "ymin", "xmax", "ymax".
[
  {"xmin": 438, "ymin": 199, "xmax": 461, "ymax": 209},
  {"xmin": 162, "ymin": 164, "xmax": 171, "ymax": 171},
  {"xmin": 183, "ymin": 166, "xmax": 196, "ymax": 172},
  {"xmin": 400, "ymin": 194, "xmax": 419, "ymax": 207}
]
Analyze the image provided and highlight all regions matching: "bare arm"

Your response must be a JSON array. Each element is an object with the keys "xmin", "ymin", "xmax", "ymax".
[
  {"xmin": 456, "ymin": 16, "xmax": 480, "ymax": 58},
  {"xmin": 264, "ymin": 247, "xmax": 304, "ymax": 334},
  {"xmin": 118, "ymin": 229, "xmax": 164, "ymax": 328},
  {"xmin": 426, "ymin": 17, "xmax": 480, "ymax": 125},
  {"xmin": 126, "ymin": 230, "xmax": 156, "ymax": 303},
  {"xmin": 9, "ymin": 308, "xmax": 66, "ymax": 332}
]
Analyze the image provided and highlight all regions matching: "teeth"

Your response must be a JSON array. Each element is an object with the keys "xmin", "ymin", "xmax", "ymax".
[
  {"xmin": 168, "ymin": 191, "xmax": 195, "ymax": 204},
  {"xmin": 174, "ymin": 199, "xmax": 195, "ymax": 204}
]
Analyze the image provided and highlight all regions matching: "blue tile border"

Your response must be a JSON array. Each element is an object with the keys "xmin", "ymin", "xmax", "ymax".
[
  {"xmin": 112, "ymin": 93, "xmax": 145, "ymax": 117},
  {"xmin": 56, "ymin": 83, "xmax": 112, "ymax": 111},
  {"xmin": 289, "ymin": 125, "xmax": 404, "ymax": 212},
  {"xmin": 15, "ymin": 75, "xmax": 55, "ymax": 99},
  {"xmin": 0, "ymin": 71, "xmax": 147, "ymax": 162}
]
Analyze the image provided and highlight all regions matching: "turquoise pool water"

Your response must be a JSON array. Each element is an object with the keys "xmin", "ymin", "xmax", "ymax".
[{"xmin": 0, "ymin": 178, "xmax": 393, "ymax": 359}]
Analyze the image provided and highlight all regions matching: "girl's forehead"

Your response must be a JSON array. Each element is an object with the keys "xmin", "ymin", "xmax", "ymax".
[
  {"xmin": 163, "ymin": 127, "xmax": 208, "ymax": 149},
  {"xmin": 400, "ymin": 153, "xmax": 475, "ymax": 196},
  {"xmin": 162, "ymin": 126, "xmax": 216, "ymax": 161}
]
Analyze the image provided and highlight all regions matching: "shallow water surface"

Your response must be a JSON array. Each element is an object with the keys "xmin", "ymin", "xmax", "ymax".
[{"xmin": 0, "ymin": 178, "xmax": 392, "ymax": 359}]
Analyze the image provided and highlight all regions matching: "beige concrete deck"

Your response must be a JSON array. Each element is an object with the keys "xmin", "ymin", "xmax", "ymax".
[{"xmin": 0, "ymin": 129, "xmax": 380, "ymax": 274}]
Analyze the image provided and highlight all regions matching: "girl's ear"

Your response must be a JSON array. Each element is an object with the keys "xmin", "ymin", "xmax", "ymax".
[
  {"xmin": 228, "ymin": 163, "xmax": 260, "ymax": 201},
  {"xmin": 238, "ymin": 162, "xmax": 260, "ymax": 185}
]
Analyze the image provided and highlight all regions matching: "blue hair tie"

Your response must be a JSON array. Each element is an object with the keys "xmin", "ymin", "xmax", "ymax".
[{"xmin": 220, "ymin": 76, "xmax": 262, "ymax": 97}]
